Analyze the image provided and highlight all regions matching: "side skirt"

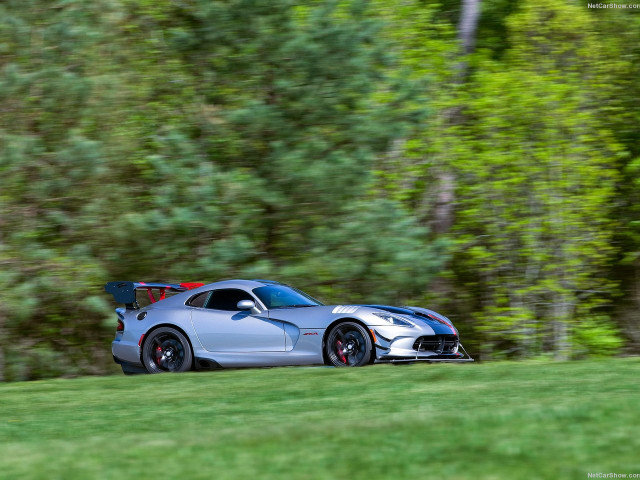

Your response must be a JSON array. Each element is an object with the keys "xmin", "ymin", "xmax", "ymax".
[{"xmin": 194, "ymin": 357, "xmax": 224, "ymax": 371}]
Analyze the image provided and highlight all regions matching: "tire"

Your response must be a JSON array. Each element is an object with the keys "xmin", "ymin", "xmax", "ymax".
[
  {"xmin": 325, "ymin": 321, "xmax": 372, "ymax": 367},
  {"xmin": 142, "ymin": 327, "xmax": 193, "ymax": 373}
]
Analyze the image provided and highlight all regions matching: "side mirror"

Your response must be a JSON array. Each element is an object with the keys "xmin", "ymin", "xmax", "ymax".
[{"xmin": 237, "ymin": 300, "xmax": 256, "ymax": 310}]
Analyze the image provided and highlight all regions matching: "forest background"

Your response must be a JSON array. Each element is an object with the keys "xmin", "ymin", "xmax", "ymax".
[{"xmin": 1, "ymin": 0, "xmax": 639, "ymax": 381}]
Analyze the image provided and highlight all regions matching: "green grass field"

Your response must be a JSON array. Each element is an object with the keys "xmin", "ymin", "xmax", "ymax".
[{"xmin": 1, "ymin": 358, "xmax": 639, "ymax": 479}]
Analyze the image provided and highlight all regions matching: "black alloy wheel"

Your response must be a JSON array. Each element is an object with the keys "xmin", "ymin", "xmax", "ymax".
[
  {"xmin": 142, "ymin": 327, "xmax": 193, "ymax": 373},
  {"xmin": 325, "ymin": 321, "xmax": 372, "ymax": 367}
]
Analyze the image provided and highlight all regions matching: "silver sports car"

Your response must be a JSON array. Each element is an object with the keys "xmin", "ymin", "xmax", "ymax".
[{"xmin": 105, "ymin": 279, "xmax": 473, "ymax": 374}]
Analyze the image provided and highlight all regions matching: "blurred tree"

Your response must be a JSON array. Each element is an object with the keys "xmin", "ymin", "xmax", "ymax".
[
  {"xmin": 0, "ymin": 0, "xmax": 120, "ymax": 379},
  {"xmin": 1, "ymin": 0, "xmax": 636, "ymax": 379},
  {"xmin": 450, "ymin": 0, "xmax": 624, "ymax": 359},
  {"xmin": 589, "ymin": 10, "xmax": 640, "ymax": 353},
  {"xmin": 103, "ymin": 0, "xmax": 445, "ymax": 300},
  {"xmin": 367, "ymin": 0, "xmax": 477, "ymax": 347},
  {"xmin": 0, "ymin": 0, "xmax": 445, "ymax": 379}
]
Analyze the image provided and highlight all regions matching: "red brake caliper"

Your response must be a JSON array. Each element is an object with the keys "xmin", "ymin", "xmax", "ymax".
[
  {"xmin": 336, "ymin": 340, "xmax": 347, "ymax": 364},
  {"xmin": 155, "ymin": 346, "xmax": 163, "ymax": 365}
]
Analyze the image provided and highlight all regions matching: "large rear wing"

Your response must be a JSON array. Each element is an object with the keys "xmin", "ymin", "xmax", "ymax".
[{"xmin": 104, "ymin": 281, "xmax": 205, "ymax": 309}]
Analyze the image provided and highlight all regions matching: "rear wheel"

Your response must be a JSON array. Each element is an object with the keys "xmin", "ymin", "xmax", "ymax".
[
  {"xmin": 142, "ymin": 327, "xmax": 193, "ymax": 373},
  {"xmin": 325, "ymin": 322, "xmax": 372, "ymax": 367}
]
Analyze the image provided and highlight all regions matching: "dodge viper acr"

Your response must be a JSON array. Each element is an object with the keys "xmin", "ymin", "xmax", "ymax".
[{"xmin": 105, "ymin": 279, "xmax": 473, "ymax": 374}]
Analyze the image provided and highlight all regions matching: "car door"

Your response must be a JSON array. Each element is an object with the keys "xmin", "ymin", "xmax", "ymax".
[{"xmin": 190, "ymin": 288, "xmax": 285, "ymax": 352}]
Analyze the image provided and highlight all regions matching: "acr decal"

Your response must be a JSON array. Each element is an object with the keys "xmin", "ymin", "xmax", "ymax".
[{"xmin": 303, "ymin": 332, "xmax": 319, "ymax": 336}]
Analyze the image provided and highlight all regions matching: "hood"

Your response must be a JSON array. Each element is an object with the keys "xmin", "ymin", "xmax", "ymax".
[{"xmin": 363, "ymin": 304, "xmax": 458, "ymax": 335}]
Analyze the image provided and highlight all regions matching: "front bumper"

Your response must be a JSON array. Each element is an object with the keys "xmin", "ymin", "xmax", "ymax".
[
  {"xmin": 371, "ymin": 325, "xmax": 474, "ymax": 363},
  {"xmin": 375, "ymin": 346, "xmax": 475, "ymax": 363},
  {"xmin": 376, "ymin": 353, "xmax": 474, "ymax": 363}
]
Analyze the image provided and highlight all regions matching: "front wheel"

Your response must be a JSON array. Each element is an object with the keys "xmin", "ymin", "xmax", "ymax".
[
  {"xmin": 142, "ymin": 327, "xmax": 193, "ymax": 373},
  {"xmin": 325, "ymin": 322, "xmax": 372, "ymax": 367}
]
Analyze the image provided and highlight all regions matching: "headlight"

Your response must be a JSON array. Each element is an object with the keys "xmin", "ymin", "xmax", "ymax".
[{"xmin": 371, "ymin": 312, "xmax": 413, "ymax": 327}]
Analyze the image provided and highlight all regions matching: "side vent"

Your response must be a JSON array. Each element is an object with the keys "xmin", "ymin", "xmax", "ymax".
[{"xmin": 332, "ymin": 305, "xmax": 360, "ymax": 314}]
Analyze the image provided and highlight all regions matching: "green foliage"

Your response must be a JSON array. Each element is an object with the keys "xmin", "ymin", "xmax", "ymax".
[
  {"xmin": 0, "ymin": 0, "xmax": 441, "ymax": 380},
  {"xmin": 0, "ymin": 1, "xmax": 119, "ymax": 380},
  {"xmin": 449, "ymin": 0, "xmax": 625, "ymax": 359},
  {"xmin": 366, "ymin": 0, "xmax": 635, "ymax": 359},
  {"xmin": 1, "ymin": 0, "xmax": 639, "ymax": 379},
  {"xmin": 275, "ymin": 198, "xmax": 449, "ymax": 304}
]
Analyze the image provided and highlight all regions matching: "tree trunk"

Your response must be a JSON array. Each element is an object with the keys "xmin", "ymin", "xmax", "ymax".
[
  {"xmin": 433, "ymin": 0, "xmax": 481, "ymax": 234},
  {"xmin": 454, "ymin": 0, "xmax": 481, "ymax": 85},
  {"xmin": 433, "ymin": 171, "xmax": 455, "ymax": 234},
  {"xmin": 458, "ymin": 0, "xmax": 482, "ymax": 56},
  {"xmin": 553, "ymin": 295, "xmax": 572, "ymax": 360}
]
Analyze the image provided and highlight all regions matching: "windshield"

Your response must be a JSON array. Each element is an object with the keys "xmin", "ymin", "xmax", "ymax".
[{"xmin": 252, "ymin": 285, "xmax": 323, "ymax": 309}]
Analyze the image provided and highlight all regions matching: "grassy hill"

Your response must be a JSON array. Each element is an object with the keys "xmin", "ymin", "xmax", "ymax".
[{"xmin": 1, "ymin": 358, "xmax": 639, "ymax": 479}]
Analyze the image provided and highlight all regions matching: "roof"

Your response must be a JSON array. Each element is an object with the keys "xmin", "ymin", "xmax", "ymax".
[{"xmin": 197, "ymin": 279, "xmax": 284, "ymax": 290}]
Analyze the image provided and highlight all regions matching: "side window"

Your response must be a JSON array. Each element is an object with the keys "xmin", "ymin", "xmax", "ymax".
[
  {"xmin": 188, "ymin": 291, "xmax": 211, "ymax": 308},
  {"xmin": 206, "ymin": 289, "xmax": 254, "ymax": 311}
]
